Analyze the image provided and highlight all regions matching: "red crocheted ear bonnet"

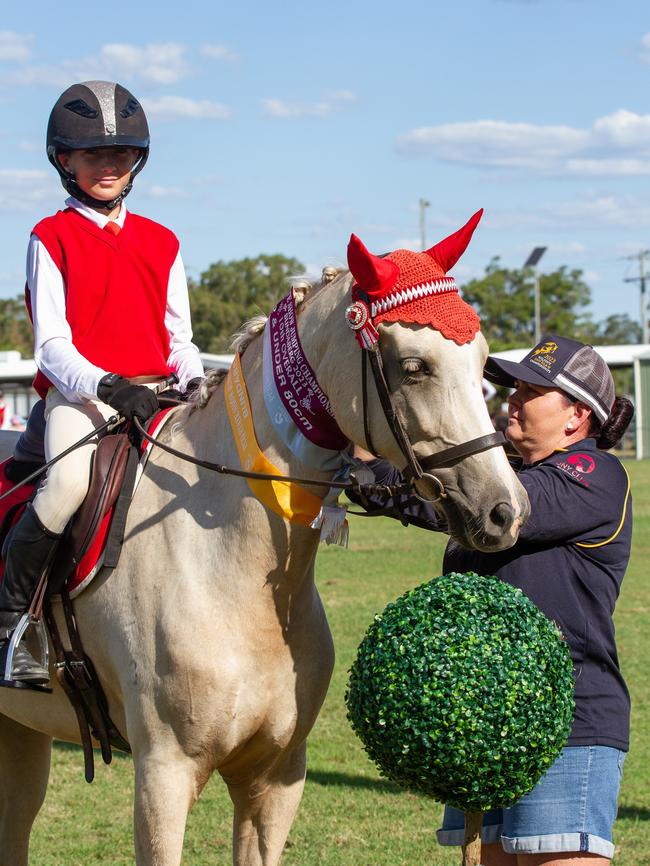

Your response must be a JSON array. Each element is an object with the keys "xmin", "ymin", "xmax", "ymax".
[{"xmin": 345, "ymin": 209, "xmax": 482, "ymax": 347}]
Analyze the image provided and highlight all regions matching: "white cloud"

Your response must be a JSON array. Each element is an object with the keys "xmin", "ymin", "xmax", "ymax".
[
  {"xmin": 397, "ymin": 109, "xmax": 650, "ymax": 177},
  {"xmin": 487, "ymin": 195, "xmax": 650, "ymax": 232},
  {"xmin": 328, "ymin": 90, "xmax": 356, "ymax": 104},
  {"xmin": 201, "ymin": 43, "xmax": 239, "ymax": 63},
  {"xmin": 144, "ymin": 184, "xmax": 185, "ymax": 199},
  {"xmin": 0, "ymin": 169, "xmax": 58, "ymax": 211},
  {"xmin": 262, "ymin": 91, "xmax": 357, "ymax": 119},
  {"xmin": 0, "ymin": 31, "xmax": 32, "ymax": 62},
  {"xmin": 541, "ymin": 195, "xmax": 650, "ymax": 228},
  {"xmin": 99, "ymin": 43, "xmax": 187, "ymax": 84},
  {"xmin": 18, "ymin": 140, "xmax": 39, "ymax": 153},
  {"xmin": 640, "ymin": 32, "xmax": 650, "ymax": 64},
  {"xmin": 390, "ymin": 236, "xmax": 421, "ymax": 251},
  {"xmin": 0, "ymin": 42, "xmax": 189, "ymax": 87},
  {"xmin": 142, "ymin": 95, "xmax": 231, "ymax": 120}
]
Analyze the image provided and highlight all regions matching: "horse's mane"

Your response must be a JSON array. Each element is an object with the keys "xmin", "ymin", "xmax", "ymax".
[
  {"xmin": 188, "ymin": 268, "xmax": 349, "ymax": 411},
  {"xmin": 230, "ymin": 315, "xmax": 268, "ymax": 355}
]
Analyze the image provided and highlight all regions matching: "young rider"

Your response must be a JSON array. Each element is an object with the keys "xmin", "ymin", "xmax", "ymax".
[{"xmin": 0, "ymin": 80, "xmax": 204, "ymax": 686}]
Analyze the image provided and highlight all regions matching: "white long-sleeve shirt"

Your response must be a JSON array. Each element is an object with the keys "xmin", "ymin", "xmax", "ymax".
[{"xmin": 27, "ymin": 197, "xmax": 204, "ymax": 403}]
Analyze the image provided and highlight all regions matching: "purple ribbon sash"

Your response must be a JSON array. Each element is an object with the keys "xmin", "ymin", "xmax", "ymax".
[{"xmin": 268, "ymin": 293, "xmax": 348, "ymax": 451}]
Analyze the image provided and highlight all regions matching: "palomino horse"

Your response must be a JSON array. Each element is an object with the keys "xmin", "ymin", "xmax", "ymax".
[{"xmin": 0, "ymin": 260, "xmax": 528, "ymax": 865}]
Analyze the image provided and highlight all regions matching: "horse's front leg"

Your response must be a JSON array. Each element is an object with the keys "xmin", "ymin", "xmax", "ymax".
[
  {"xmin": 132, "ymin": 745, "xmax": 206, "ymax": 866},
  {"xmin": 224, "ymin": 741, "xmax": 307, "ymax": 866}
]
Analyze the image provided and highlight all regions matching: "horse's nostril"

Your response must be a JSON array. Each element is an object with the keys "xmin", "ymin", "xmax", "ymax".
[{"xmin": 490, "ymin": 502, "xmax": 514, "ymax": 529}]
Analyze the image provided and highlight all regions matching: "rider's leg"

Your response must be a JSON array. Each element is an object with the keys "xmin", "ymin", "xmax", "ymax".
[
  {"xmin": 0, "ymin": 504, "xmax": 62, "ymax": 683},
  {"xmin": 0, "ymin": 391, "xmax": 115, "ymax": 684},
  {"xmin": 13, "ymin": 398, "xmax": 46, "ymax": 465}
]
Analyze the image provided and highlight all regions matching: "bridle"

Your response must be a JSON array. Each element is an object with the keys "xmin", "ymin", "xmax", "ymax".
[
  {"xmin": 360, "ymin": 340, "xmax": 506, "ymax": 501},
  {"xmin": 133, "ymin": 306, "xmax": 506, "ymax": 506},
  {"xmin": 0, "ymin": 299, "xmax": 506, "ymax": 518}
]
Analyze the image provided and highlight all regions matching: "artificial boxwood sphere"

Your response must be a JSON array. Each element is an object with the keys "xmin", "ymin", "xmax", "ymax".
[{"xmin": 346, "ymin": 572, "xmax": 575, "ymax": 812}]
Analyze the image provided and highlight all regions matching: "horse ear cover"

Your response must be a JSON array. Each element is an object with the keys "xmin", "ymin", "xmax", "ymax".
[
  {"xmin": 346, "ymin": 210, "xmax": 483, "ymax": 345},
  {"xmin": 347, "ymin": 234, "xmax": 399, "ymax": 295}
]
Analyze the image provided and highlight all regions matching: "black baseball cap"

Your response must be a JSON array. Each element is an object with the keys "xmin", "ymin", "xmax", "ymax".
[{"xmin": 484, "ymin": 335, "xmax": 615, "ymax": 424}]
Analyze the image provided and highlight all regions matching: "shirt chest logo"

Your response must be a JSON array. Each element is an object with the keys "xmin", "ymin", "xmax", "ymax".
[{"xmin": 554, "ymin": 452, "xmax": 595, "ymax": 486}]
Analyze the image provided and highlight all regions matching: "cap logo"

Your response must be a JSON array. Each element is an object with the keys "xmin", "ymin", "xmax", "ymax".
[
  {"xmin": 531, "ymin": 341, "xmax": 558, "ymax": 357},
  {"xmin": 529, "ymin": 340, "xmax": 560, "ymax": 375}
]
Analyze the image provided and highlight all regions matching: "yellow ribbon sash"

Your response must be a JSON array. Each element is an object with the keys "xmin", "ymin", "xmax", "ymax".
[{"xmin": 225, "ymin": 353, "xmax": 323, "ymax": 526}]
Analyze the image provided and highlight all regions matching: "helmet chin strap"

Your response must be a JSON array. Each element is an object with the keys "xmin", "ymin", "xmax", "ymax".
[
  {"xmin": 64, "ymin": 174, "xmax": 133, "ymax": 211},
  {"xmin": 56, "ymin": 149, "xmax": 149, "ymax": 212}
]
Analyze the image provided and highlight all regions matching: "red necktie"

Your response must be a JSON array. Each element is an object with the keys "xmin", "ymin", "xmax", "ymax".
[{"xmin": 104, "ymin": 221, "xmax": 121, "ymax": 236}]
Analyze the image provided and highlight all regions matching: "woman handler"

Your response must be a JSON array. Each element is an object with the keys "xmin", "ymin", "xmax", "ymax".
[{"xmin": 351, "ymin": 335, "xmax": 633, "ymax": 866}]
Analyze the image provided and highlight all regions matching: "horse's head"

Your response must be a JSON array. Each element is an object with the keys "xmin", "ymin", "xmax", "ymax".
[{"xmin": 300, "ymin": 210, "xmax": 529, "ymax": 552}]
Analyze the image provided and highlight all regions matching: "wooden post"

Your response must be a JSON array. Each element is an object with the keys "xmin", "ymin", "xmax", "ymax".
[{"xmin": 462, "ymin": 810, "xmax": 483, "ymax": 866}]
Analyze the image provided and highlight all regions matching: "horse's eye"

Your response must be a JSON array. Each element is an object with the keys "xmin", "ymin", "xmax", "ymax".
[{"xmin": 401, "ymin": 357, "xmax": 428, "ymax": 377}]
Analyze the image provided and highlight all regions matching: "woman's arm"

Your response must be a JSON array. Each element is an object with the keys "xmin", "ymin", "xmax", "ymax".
[{"xmin": 347, "ymin": 451, "xmax": 445, "ymax": 531}]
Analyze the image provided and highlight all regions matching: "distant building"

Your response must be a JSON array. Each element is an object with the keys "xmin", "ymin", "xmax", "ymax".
[{"xmin": 0, "ymin": 351, "xmax": 234, "ymax": 430}]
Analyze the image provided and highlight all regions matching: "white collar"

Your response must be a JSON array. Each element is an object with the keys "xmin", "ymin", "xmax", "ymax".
[{"xmin": 65, "ymin": 196, "xmax": 128, "ymax": 229}]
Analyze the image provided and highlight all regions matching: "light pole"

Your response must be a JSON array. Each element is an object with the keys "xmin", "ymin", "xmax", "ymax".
[
  {"xmin": 419, "ymin": 198, "xmax": 430, "ymax": 251},
  {"xmin": 524, "ymin": 247, "xmax": 547, "ymax": 344},
  {"xmin": 623, "ymin": 250, "xmax": 650, "ymax": 344}
]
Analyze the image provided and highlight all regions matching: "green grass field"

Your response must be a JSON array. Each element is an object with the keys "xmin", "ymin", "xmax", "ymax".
[{"xmin": 28, "ymin": 461, "xmax": 650, "ymax": 865}]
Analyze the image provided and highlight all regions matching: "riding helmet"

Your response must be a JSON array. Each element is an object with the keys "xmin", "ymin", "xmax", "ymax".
[{"xmin": 46, "ymin": 80, "xmax": 150, "ymax": 208}]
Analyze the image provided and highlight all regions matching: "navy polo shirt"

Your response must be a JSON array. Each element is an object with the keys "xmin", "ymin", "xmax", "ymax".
[{"xmin": 349, "ymin": 438, "xmax": 632, "ymax": 750}]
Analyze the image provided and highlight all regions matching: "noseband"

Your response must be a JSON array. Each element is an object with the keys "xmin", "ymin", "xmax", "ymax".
[{"xmin": 360, "ymin": 342, "xmax": 506, "ymax": 501}]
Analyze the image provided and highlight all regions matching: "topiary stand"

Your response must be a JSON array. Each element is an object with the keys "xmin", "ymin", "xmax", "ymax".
[
  {"xmin": 346, "ymin": 572, "xmax": 575, "ymax": 866},
  {"xmin": 462, "ymin": 811, "xmax": 483, "ymax": 865}
]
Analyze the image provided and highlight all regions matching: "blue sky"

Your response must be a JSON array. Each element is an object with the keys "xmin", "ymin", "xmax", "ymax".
[{"xmin": 2, "ymin": 0, "xmax": 650, "ymax": 332}]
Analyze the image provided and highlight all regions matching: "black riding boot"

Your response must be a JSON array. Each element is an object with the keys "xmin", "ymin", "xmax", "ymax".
[{"xmin": 0, "ymin": 504, "xmax": 62, "ymax": 685}]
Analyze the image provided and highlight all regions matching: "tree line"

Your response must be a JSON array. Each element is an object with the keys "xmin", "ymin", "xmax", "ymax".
[{"xmin": 0, "ymin": 253, "xmax": 641, "ymax": 357}]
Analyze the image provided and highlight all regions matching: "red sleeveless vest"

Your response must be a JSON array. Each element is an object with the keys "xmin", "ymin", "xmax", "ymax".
[{"xmin": 27, "ymin": 208, "xmax": 178, "ymax": 398}]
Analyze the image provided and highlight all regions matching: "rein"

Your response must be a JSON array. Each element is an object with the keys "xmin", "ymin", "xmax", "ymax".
[
  {"xmin": 132, "ymin": 292, "xmax": 507, "ymax": 508},
  {"xmin": 134, "ymin": 343, "xmax": 505, "ymax": 509},
  {"xmin": 132, "ymin": 416, "xmax": 413, "ymax": 500}
]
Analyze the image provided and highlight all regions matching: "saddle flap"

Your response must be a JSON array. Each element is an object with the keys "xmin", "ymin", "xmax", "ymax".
[{"xmin": 69, "ymin": 434, "xmax": 131, "ymax": 566}]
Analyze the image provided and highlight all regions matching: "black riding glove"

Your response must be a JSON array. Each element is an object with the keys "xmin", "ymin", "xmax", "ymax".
[{"xmin": 97, "ymin": 374, "xmax": 160, "ymax": 421}]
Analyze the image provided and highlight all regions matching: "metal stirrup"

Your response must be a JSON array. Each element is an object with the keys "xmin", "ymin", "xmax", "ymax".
[{"xmin": 1, "ymin": 613, "xmax": 51, "ymax": 692}]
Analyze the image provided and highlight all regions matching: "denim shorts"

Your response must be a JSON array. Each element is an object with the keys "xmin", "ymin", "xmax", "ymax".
[{"xmin": 436, "ymin": 745, "xmax": 626, "ymax": 858}]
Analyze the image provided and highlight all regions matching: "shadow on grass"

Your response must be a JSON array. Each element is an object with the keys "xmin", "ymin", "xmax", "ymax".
[
  {"xmin": 307, "ymin": 769, "xmax": 411, "ymax": 796},
  {"xmin": 618, "ymin": 806, "xmax": 650, "ymax": 822}
]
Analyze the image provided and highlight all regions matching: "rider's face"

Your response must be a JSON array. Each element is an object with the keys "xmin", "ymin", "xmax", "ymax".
[{"xmin": 58, "ymin": 147, "xmax": 139, "ymax": 207}]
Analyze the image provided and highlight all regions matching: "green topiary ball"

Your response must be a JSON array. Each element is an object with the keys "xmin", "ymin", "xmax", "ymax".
[{"xmin": 346, "ymin": 572, "xmax": 575, "ymax": 812}]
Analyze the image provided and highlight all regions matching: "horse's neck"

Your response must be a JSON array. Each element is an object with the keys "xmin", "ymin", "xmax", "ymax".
[{"xmin": 158, "ymin": 336, "xmax": 326, "ymax": 570}]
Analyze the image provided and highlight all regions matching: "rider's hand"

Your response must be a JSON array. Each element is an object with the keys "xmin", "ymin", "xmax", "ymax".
[{"xmin": 97, "ymin": 374, "xmax": 159, "ymax": 421}]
